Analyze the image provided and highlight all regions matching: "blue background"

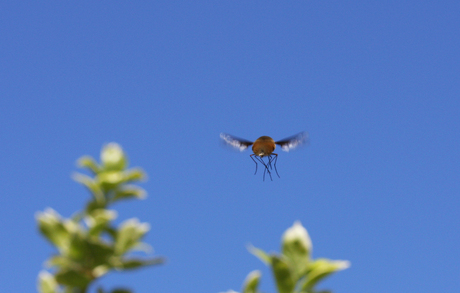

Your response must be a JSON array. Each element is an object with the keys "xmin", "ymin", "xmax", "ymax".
[{"xmin": 1, "ymin": 1, "xmax": 459, "ymax": 292}]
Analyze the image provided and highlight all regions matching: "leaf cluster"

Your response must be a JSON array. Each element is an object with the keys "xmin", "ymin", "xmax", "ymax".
[
  {"xmin": 239, "ymin": 222, "xmax": 350, "ymax": 293},
  {"xmin": 36, "ymin": 143, "xmax": 350, "ymax": 293},
  {"xmin": 36, "ymin": 143, "xmax": 163, "ymax": 293}
]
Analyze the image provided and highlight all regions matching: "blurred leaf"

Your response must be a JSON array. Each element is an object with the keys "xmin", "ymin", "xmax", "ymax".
[
  {"xmin": 77, "ymin": 156, "xmax": 100, "ymax": 174},
  {"xmin": 302, "ymin": 258, "xmax": 350, "ymax": 291},
  {"xmin": 36, "ymin": 208, "xmax": 70, "ymax": 251},
  {"xmin": 37, "ymin": 271, "xmax": 58, "ymax": 293},
  {"xmin": 128, "ymin": 242, "xmax": 153, "ymax": 254},
  {"xmin": 67, "ymin": 234, "xmax": 114, "ymax": 268},
  {"xmin": 72, "ymin": 173, "xmax": 105, "ymax": 204},
  {"xmin": 97, "ymin": 171, "xmax": 124, "ymax": 189},
  {"xmin": 112, "ymin": 257, "xmax": 164, "ymax": 270},
  {"xmin": 93, "ymin": 265, "xmax": 110, "ymax": 278},
  {"xmin": 101, "ymin": 143, "xmax": 127, "ymax": 171},
  {"xmin": 66, "ymin": 233, "xmax": 86, "ymax": 260},
  {"xmin": 122, "ymin": 168, "xmax": 147, "ymax": 183},
  {"xmin": 110, "ymin": 289, "xmax": 133, "ymax": 293},
  {"xmin": 37, "ymin": 143, "xmax": 161, "ymax": 293},
  {"xmin": 281, "ymin": 221, "xmax": 311, "ymax": 280},
  {"xmin": 271, "ymin": 255, "xmax": 295, "ymax": 293},
  {"xmin": 55, "ymin": 268, "xmax": 92, "ymax": 288},
  {"xmin": 115, "ymin": 218, "xmax": 150, "ymax": 255},
  {"xmin": 63, "ymin": 219, "xmax": 80, "ymax": 234},
  {"xmin": 113, "ymin": 187, "xmax": 146, "ymax": 202},
  {"xmin": 86, "ymin": 200, "xmax": 107, "ymax": 214},
  {"xmin": 242, "ymin": 270, "xmax": 261, "ymax": 293},
  {"xmin": 248, "ymin": 245, "xmax": 271, "ymax": 265},
  {"xmin": 86, "ymin": 209, "xmax": 117, "ymax": 237},
  {"xmin": 46, "ymin": 255, "xmax": 75, "ymax": 269}
]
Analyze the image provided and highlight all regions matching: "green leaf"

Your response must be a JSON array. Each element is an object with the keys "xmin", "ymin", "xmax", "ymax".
[
  {"xmin": 36, "ymin": 208, "xmax": 70, "ymax": 251},
  {"xmin": 113, "ymin": 187, "xmax": 146, "ymax": 202},
  {"xmin": 101, "ymin": 143, "xmax": 127, "ymax": 171},
  {"xmin": 115, "ymin": 218, "xmax": 150, "ymax": 255},
  {"xmin": 242, "ymin": 270, "xmax": 261, "ymax": 293},
  {"xmin": 281, "ymin": 221, "xmax": 311, "ymax": 280},
  {"xmin": 67, "ymin": 234, "xmax": 114, "ymax": 268},
  {"xmin": 37, "ymin": 271, "xmax": 58, "ymax": 293},
  {"xmin": 77, "ymin": 155, "xmax": 100, "ymax": 174},
  {"xmin": 55, "ymin": 268, "xmax": 92, "ymax": 288},
  {"xmin": 85, "ymin": 200, "xmax": 107, "ymax": 214},
  {"xmin": 72, "ymin": 173, "xmax": 105, "ymax": 204},
  {"xmin": 302, "ymin": 258, "xmax": 350, "ymax": 291},
  {"xmin": 248, "ymin": 245, "xmax": 272, "ymax": 265},
  {"xmin": 93, "ymin": 265, "xmax": 110, "ymax": 278},
  {"xmin": 271, "ymin": 255, "xmax": 295, "ymax": 293},
  {"xmin": 46, "ymin": 255, "xmax": 75, "ymax": 269},
  {"xmin": 112, "ymin": 257, "xmax": 164, "ymax": 270},
  {"xmin": 66, "ymin": 233, "xmax": 87, "ymax": 260},
  {"xmin": 86, "ymin": 209, "xmax": 117, "ymax": 237},
  {"xmin": 97, "ymin": 171, "xmax": 125, "ymax": 188},
  {"xmin": 122, "ymin": 168, "xmax": 147, "ymax": 183}
]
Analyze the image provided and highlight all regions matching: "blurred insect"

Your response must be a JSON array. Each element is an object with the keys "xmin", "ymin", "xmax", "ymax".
[{"xmin": 220, "ymin": 132, "xmax": 309, "ymax": 181}]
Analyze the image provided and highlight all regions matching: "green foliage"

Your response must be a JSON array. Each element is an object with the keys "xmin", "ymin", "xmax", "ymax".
[
  {"xmin": 271, "ymin": 256, "xmax": 296, "ymax": 293},
  {"xmin": 38, "ymin": 271, "xmax": 58, "ymax": 293},
  {"xmin": 241, "ymin": 221, "xmax": 350, "ymax": 293},
  {"xmin": 242, "ymin": 271, "xmax": 261, "ymax": 293},
  {"xmin": 36, "ymin": 143, "xmax": 163, "ymax": 293},
  {"xmin": 37, "ymin": 143, "xmax": 349, "ymax": 293}
]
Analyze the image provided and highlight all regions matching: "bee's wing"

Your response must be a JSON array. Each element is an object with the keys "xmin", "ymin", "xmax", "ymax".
[
  {"xmin": 220, "ymin": 133, "xmax": 253, "ymax": 151},
  {"xmin": 276, "ymin": 132, "xmax": 309, "ymax": 152}
]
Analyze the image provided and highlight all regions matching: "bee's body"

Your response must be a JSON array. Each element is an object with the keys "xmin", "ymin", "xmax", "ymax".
[
  {"xmin": 252, "ymin": 136, "xmax": 276, "ymax": 157},
  {"xmin": 220, "ymin": 132, "xmax": 309, "ymax": 181}
]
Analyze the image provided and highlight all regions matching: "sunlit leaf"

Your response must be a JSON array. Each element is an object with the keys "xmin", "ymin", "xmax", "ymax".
[
  {"xmin": 37, "ymin": 271, "xmax": 58, "ymax": 293},
  {"xmin": 271, "ymin": 255, "xmax": 295, "ymax": 293},
  {"xmin": 77, "ymin": 155, "xmax": 100, "ymax": 174},
  {"xmin": 115, "ymin": 218, "xmax": 150, "ymax": 255},
  {"xmin": 46, "ymin": 255, "xmax": 74, "ymax": 269},
  {"xmin": 97, "ymin": 171, "xmax": 124, "ymax": 187},
  {"xmin": 93, "ymin": 265, "xmax": 110, "ymax": 278},
  {"xmin": 101, "ymin": 143, "xmax": 127, "ymax": 171},
  {"xmin": 113, "ymin": 187, "xmax": 146, "ymax": 202},
  {"xmin": 242, "ymin": 270, "xmax": 261, "ymax": 293},
  {"xmin": 85, "ymin": 209, "xmax": 117, "ymax": 237},
  {"xmin": 36, "ymin": 208, "xmax": 70, "ymax": 251},
  {"xmin": 281, "ymin": 221, "xmax": 311, "ymax": 279},
  {"xmin": 302, "ymin": 258, "xmax": 350, "ymax": 291},
  {"xmin": 122, "ymin": 168, "xmax": 146, "ymax": 183},
  {"xmin": 248, "ymin": 245, "xmax": 271, "ymax": 265}
]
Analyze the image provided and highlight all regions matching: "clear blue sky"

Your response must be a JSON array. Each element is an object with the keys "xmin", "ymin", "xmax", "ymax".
[{"xmin": 1, "ymin": 1, "xmax": 459, "ymax": 292}]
